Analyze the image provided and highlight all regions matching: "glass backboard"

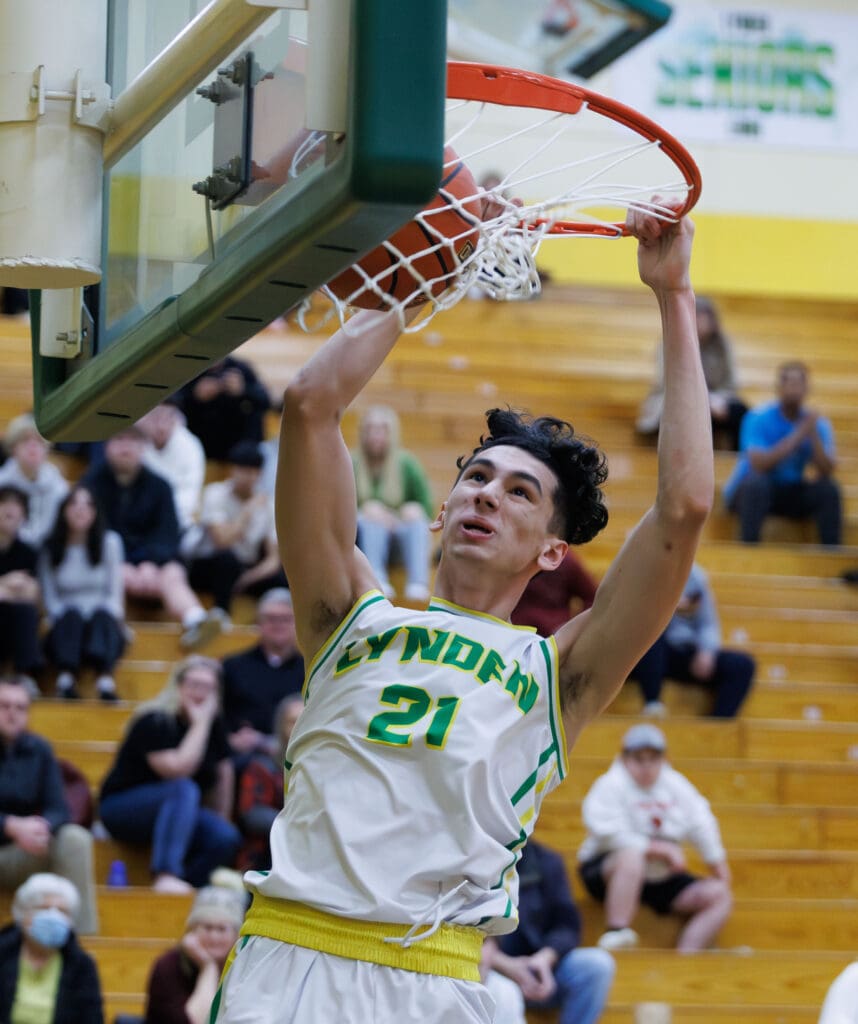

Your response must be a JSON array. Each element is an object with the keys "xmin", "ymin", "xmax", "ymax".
[{"xmin": 31, "ymin": 0, "xmax": 447, "ymax": 440}]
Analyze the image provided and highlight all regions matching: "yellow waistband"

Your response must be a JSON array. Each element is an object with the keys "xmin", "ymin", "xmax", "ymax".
[{"xmin": 240, "ymin": 893, "xmax": 483, "ymax": 982}]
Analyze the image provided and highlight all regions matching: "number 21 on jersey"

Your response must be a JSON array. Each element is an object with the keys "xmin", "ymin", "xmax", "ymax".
[{"xmin": 367, "ymin": 684, "xmax": 461, "ymax": 750}]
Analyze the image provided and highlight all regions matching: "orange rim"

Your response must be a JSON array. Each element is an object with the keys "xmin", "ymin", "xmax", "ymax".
[{"xmin": 446, "ymin": 61, "xmax": 702, "ymax": 237}]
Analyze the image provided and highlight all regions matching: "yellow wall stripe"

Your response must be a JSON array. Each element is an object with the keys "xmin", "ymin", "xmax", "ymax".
[{"xmin": 537, "ymin": 213, "xmax": 858, "ymax": 302}]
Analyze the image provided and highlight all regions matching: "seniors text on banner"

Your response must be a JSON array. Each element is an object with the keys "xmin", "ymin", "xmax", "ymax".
[{"xmin": 610, "ymin": 6, "xmax": 858, "ymax": 152}]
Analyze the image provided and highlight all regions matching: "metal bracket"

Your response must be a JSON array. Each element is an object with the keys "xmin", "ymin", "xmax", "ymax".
[
  {"xmin": 0, "ymin": 66, "xmax": 111, "ymax": 130},
  {"xmin": 38, "ymin": 287, "xmax": 87, "ymax": 359},
  {"xmin": 192, "ymin": 52, "xmax": 254, "ymax": 210}
]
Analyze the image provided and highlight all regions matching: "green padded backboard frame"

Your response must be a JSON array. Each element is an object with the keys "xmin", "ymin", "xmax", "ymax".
[{"xmin": 31, "ymin": 0, "xmax": 448, "ymax": 441}]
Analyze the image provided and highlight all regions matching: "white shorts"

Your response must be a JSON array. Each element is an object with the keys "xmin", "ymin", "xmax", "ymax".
[{"xmin": 212, "ymin": 936, "xmax": 495, "ymax": 1024}]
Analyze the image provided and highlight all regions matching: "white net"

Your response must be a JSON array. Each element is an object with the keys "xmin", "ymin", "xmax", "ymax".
[{"xmin": 299, "ymin": 67, "xmax": 699, "ymax": 334}]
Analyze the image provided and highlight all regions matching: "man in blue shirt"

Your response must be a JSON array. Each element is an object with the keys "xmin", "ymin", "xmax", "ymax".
[{"xmin": 722, "ymin": 362, "xmax": 841, "ymax": 545}]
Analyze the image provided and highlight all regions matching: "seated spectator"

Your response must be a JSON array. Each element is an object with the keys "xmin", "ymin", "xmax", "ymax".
[
  {"xmin": 185, "ymin": 442, "xmax": 285, "ymax": 621},
  {"xmin": 352, "ymin": 404, "xmax": 434, "ymax": 601},
  {"xmin": 221, "ymin": 588, "xmax": 304, "ymax": 763},
  {"xmin": 0, "ymin": 678, "xmax": 98, "ymax": 933},
  {"xmin": 629, "ymin": 562, "xmax": 755, "ymax": 718},
  {"xmin": 578, "ymin": 724, "xmax": 732, "ymax": 952},
  {"xmin": 144, "ymin": 882, "xmax": 247, "ymax": 1024},
  {"xmin": 722, "ymin": 361, "xmax": 841, "ymax": 545},
  {"xmin": 138, "ymin": 400, "xmax": 206, "ymax": 535},
  {"xmin": 485, "ymin": 839, "xmax": 615, "ymax": 1024},
  {"xmin": 84, "ymin": 425, "xmax": 223, "ymax": 649},
  {"xmin": 38, "ymin": 485, "xmax": 126, "ymax": 701},
  {"xmin": 0, "ymin": 873, "xmax": 103, "ymax": 1022},
  {"xmin": 0, "ymin": 413, "xmax": 69, "ymax": 547},
  {"xmin": 177, "ymin": 356, "xmax": 271, "ymax": 461},
  {"xmin": 98, "ymin": 656, "xmax": 241, "ymax": 893},
  {"xmin": 818, "ymin": 960, "xmax": 858, "ymax": 1023},
  {"xmin": 235, "ymin": 694, "xmax": 303, "ymax": 872},
  {"xmin": 636, "ymin": 296, "xmax": 748, "ymax": 451},
  {"xmin": 511, "ymin": 550, "xmax": 598, "ymax": 636},
  {"xmin": 0, "ymin": 288, "xmax": 29, "ymax": 318},
  {"xmin": 0, "ymin": 486, "xmax": 42, "ymax": 690}
]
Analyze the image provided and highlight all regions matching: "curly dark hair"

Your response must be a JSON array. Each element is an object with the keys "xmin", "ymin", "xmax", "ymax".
[{"xmin": 457, "ymin": 408, "xmax": 609, "ymax": 546}]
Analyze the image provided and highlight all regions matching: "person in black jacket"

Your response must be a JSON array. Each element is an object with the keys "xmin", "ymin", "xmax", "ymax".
[
  {"xmin": 0, "ymin": 872, "xmax": 103, "ymax": 1023},
  {"xmin": 0, "ymin": 678, "xmax": 98, "ymax": 934},
  {"xmin": 220, "ymin": 589, "xmax": 304, "ymax": 766},
  {"xmin": 177, "ymin": 356, "xmax": 271, "ymax": 461},
  {"xmin": 84, "ymin": 425, "xmax": 223, "ymax": 650},
  {"xmin": 484, "ymin": 839, "xmax": 615, "ymax": 1024}
]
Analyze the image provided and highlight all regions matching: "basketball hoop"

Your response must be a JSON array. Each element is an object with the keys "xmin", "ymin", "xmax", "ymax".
[{"xmin": 303, "ymin": 61, "xmax": 701, "ymax": 333}]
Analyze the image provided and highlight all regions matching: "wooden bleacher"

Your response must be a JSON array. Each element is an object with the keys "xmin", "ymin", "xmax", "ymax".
[{"xmin": 2, "ymin": 281, "xmax": 858, "ymax": 1022}]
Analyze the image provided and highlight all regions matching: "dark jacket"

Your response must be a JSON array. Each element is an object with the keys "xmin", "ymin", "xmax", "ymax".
[
  {"xmin": 221, "ymin": 645, "xmax": 304, "ymax": 736},
  {"xmin": 498, "ymin": 840, "xmax": 581, "ymax": 963},
  {"xmin": 84, "ymin": 463, "xmax": 180, "ymax": 566},
  {"xmin": 0, "ymin": 924, "xmax": 104, "ymax": 1023},
  {"xmin": 0, "ymin": 733, "xmax": 69, "ymax": 843}
]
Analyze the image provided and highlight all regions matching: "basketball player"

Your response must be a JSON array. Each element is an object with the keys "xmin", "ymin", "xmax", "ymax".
[{"xmin": 212, "ymin": 199, "xmax": 713, "ymax": 1023}]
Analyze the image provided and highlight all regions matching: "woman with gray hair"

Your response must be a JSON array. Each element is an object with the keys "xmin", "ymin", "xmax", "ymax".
[
  {"xmin": 98, "ymin": 656, "xmax": 241, "ymax": 893},
  {"xmin": 144, "ymin": 881, "xmax": 247, "ymax": 1024},
  {"xmin": 0, "ymin": 872, "xmax": 103, "ymax": 1022}
]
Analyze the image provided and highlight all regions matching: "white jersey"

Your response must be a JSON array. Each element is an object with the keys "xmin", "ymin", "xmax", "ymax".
[{"xmin": 247, "ymin": 590, "xmax": 568, "ymax": 936}]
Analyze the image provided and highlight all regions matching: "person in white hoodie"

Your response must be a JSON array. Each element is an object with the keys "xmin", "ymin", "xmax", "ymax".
[
  {"xmin": 818, "ymin": 961, "xmax": 858, "ymax": 1023},
  {"xmin": 577, "ymin": 723, "xmax": 732, "ymax": 952}
]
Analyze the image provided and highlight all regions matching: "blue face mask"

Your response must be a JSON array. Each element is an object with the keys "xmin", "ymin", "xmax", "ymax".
[{"xmin": 27, "ymin": 908, "xmax": 71, "ymax": 949}]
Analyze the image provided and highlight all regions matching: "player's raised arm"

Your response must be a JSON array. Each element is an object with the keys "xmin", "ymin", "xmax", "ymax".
[
  {"xmin": 557, "ymin": 202, "xmax": 714, "ymax": 739},
  {"xmin": 275, "ymin": 310, "xmax": 412, "ymax": 661}
]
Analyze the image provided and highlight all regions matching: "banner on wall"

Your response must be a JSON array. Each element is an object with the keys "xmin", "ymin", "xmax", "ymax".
[{"xmin": 610, "ymin": 6, "xmax": 858, "ymax": 151}]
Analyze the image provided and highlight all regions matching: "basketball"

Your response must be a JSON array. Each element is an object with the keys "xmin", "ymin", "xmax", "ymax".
[{"xmin": 327, "ymin": 146, "xmax": 483, "ymax": 309}]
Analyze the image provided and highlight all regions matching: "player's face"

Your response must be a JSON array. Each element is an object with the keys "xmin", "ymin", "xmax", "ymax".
[
  {"xmin": 438, "ymin": 445, "xmax": 564, "ymax": 573},
  {"xmin": 622, "ymin": 748, "xmax": 664, "ymax": 789}
]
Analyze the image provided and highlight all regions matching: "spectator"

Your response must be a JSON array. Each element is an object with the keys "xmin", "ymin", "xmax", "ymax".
[
  {"xmin": 98, "ymin": 656, "xmax": 241, "ymax": 893},
  {"xmin": 0, "ymin": 872, "xmax": 104, "ymax": 1022},
  {"xmin": 235, "ymin": 694, "xmax": 303, "ymax": 872},
  {"xmin": 636, "ymin": 296, "xmax": 748, "ymax": 451},
  {"xmin": 352, "ymin": 404, "xmax": 434, "ymax": 601},
  {"xmin": 84, "ymin": 425, "xmax": 223, "ymax": 649},
  {"xmin": 629, "ymin": 563, "xmax": 755, "ymax": 718},
  {"xmin": 144, "ymin": 883, "xmax": 247, "ymax": 1024},
  {"xmin": 486, "ymin": 839, "xmax": 615, "ymax": 1024},
  {"xmin": 818, "ymin": 960, "xmax": 858, "ymax": 1023},
  {"xmin": 511, "ymin": 550, "xmax": 598, "ymax": 636},
  {"xmin": 220, "ymin": 588, "xmax": 304, "ymax": 763},
  {"xmin": 0, "ymin": 413, "xmax": 69, "ymax": 548},
  {"xmin": 722, "ymin": 361, "xmax": 841, "ymax": 545},
  {"xmin": 177, "ymin": 356, "xmax": 271, "ymax": 461},
  {"xmin": 185, "ymin": 442, "xmax": 285, "ymax": 621},
  {"xmin": 0, "ymin": 288, "xmax": 29, "ymax": 318},
  {"xmin": 0, "ymin": 486, "xmax": 42, "ymax": 690},
  {"xmin": 0, "ymin": 678, "xmax": 98, "ymax": 934},
  {"xmin": 38, "ymin": 485, "xmax": 126, "ymax": 701},
  {"xmin": 578, "ymin": 724, "xmax": 732, "ymax": 952},
  {"xmin": 138, "ymin": 401, "xmax": 206, "ymax": 534}
]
